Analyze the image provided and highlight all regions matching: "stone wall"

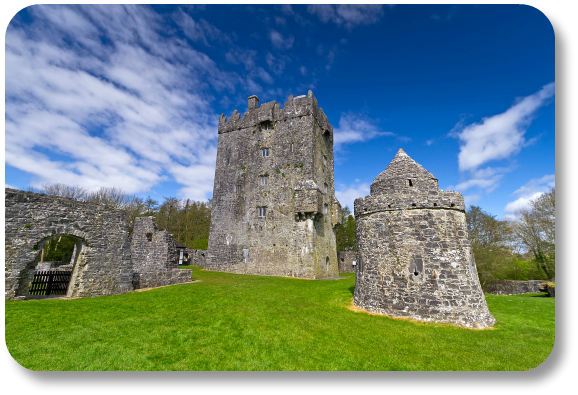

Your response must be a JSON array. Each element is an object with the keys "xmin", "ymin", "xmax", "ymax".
[
  {"xmin": 483, "ymin": 280, "xmax": 547, "ymax": 295},
  {"xmin": 206, "ymin": 91, "xmax": 340, "ymax": 279},
  {"xmin": 183, "ymin": 249, "xmax": 207, "ymax": 267},
  {"xmin": 131, "ymin": 217, "xmax": 179, "ymax": 272},
  {"xmin": 5, "ymin": 188, "xmax": 133, "ymax": 300},
  {"xmin": 131, "ymin": 216, "xmax": 192, "ymax": 288},
  {"xmin": 337, "ymin": 251, "xmax": 356, "ymax": 273},
  {"xmin": 133, "ymin": 269, "xmax": 192, "ymax": 289},
  {"xmin": 353, "ymin": 150, "xmax": 496, "ymax": 329}
]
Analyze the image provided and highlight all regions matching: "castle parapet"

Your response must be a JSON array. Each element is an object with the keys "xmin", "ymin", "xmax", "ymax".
[
  {"xmin": 218, "ymin": 90, "xmax": 332, "ymax": 135},
  {"xmin": 354, "ymin": 190, "xmax": 465, "ymax": 218}
]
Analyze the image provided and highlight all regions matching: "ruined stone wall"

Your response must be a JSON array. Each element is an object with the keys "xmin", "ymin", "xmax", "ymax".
[
  {"xmin": 133, "ymin": 270, "xmax": 192, "ymax": 289},
  {"xmin": 206, "ymin": 91, "xmax": 339, "ymax": 279},
  {"xmin": 131, "ymin": 217, "xmax": 179, "ymax": 272},
  {"xmin": 337, "ymin": 251, "xmax": 356, "ymax": 273},
  {"xmin": 483, "ymin": 280, "xmax": 547, "ymax": 295},
  {"xmin": 5, "ymin": 188, "xmax": 133, "ymax": 300},
  {"xmin": 130, "ymin": 216, "xmax": 192, "ymax": 288},
  {"xmin": 183, "ymin": 249, "xmax": 207, "ymax": 267},
  {"xmin": 353, "ymin": 150, "xmax": 495, "ymax": 329}
]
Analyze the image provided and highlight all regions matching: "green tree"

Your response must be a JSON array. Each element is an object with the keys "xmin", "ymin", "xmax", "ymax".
[
  {"xmin": 336, "ymin": 206, "xmax": 356, "ymax": 251},
  {"xmin": 466, "ymin": 206, "xmax": 516, "ymax": 286},
  {"xmin": 511, "ymin": 187, "xmax": 555, "ymax": 279}
]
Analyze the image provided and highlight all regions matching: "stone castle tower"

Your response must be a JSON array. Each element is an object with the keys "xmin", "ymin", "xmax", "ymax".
[
  {"xmin": 353, "ymin": 149, "xmax": 496, "ymax": 328},
  {"xmin": 206, "ymin": 91, "xmax": 341, "ymax": 279}
]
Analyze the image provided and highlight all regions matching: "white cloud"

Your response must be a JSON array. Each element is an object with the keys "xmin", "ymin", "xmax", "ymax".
[
  {"xmin": 333, "ymin": 113, "xmax": 394, "ymax": 149},
  {"xmin": 335, "ymin": 181, "xmax": 370, "ymax": 212},
  {"xmin": 225, "ymin": 47, "xmax": 257, "ymax": 70},
  {"xmin": 307, "ymin": 5, "xmax": 385, "ymax": 29},
  {"xmin": 503, "ymin": 175, "xmax": 555, "ymax": 218},
  {"xmin": 4, "ymin": 5, "xmax": 243, "ymax": 201},
  {"xmin": 173, "ymin": 9, "xmax": 229, "ymax": 46},
  {"xmin": 280, "ymin": 5, "xmax": 294, "ymax": 15},
  {"xmin": 454, "ymin": 82, "xmax": 554, "ymax": 172},
  {"xmin": 269, "ymin": 29, "xmax": 294, "ymax": 49},
  {"xmin": 463, "ymin": 194, "xmax": 481, "ymax": 207},
  {"xmin": 266, "ymin": 52, "xmax": 287, "ymax": 75},
  {"xmin": 448, "ymin": 83, "xmax": 554, "ymax": 198}
]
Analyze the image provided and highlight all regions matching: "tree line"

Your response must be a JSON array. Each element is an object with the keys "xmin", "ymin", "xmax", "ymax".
[
  {"xmin": 27, "ymin": 183, "xmax": 211, "ymax": 250},
  {"xmin": 26, "ymin": 183, "xmax": 555, "ymax": 284}
]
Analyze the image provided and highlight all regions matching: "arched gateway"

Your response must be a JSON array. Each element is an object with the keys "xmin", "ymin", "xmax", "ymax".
[{"xmin": 5, "ymin": 188, "xmax": 133, "ymax": 300}]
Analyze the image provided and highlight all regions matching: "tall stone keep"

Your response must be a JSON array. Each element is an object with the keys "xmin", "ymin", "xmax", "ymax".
[
  {"xmin": 353, "ymin": 149, "xmax": 496, "ymax": 328},
  {"xmin": 206, "ymin": 91, "xmax": 341, "ymax": 279}
]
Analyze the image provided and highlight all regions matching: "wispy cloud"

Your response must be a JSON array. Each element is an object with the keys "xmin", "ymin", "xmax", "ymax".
[
  {"xmin": 335, "ymin": 180, "xmax": 370, "ymax": 211},
  {"xmin": 453, "ymin": 83, "xmax": 554, "ymax": 172},
  {"xmin": 449, "ymin": 83, "xmax": 554, "ymax": 197},
  {"xmin": 307, "ymin": 5, "xmax": 386, "ymax": 29},
  {"xmin": 5, "ymin": 5, "xmax": 247, "ymax": 201},
  {"xmin": 269, "ymin": 29, "xmax": 294, "ymax": 49},
  {"xmin": 333, "ymin": 113, "xmax": 394, "ymax": 149},
  {"xmin": 173, "ymin": 9, "xmax": 229, "ymax": 46},
  {"xmin": 503, "ymin": 174, "xmax": 555, "ymax": 219}
]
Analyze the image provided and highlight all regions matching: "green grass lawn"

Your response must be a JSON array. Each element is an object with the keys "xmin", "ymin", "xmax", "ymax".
[{"xmin": 5, "ymin": 267, "xmax": 554, "ymax": 371}]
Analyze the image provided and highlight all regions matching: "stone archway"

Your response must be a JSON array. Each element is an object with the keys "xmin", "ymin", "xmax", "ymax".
[{"xmin": 5, "ymin": 189, "xmax": 133, "ymax": 300}]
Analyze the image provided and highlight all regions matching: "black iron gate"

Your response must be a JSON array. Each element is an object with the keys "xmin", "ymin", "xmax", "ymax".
[{"xmin": 28, "ymin": 270, "xmax": 72, "ymax": 296}]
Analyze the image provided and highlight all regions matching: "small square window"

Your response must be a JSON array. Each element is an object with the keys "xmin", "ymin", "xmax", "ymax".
[
  {"xmin": 262, "ymin": 148, "xmax": 269, "ymax": 157},
  {"xmin": 258, "ymin": 207, "xmax": 267, "ymax": 217},
  {"xmin": 260, "ymin": 176, "xmax": 269, "ymax": 185}
]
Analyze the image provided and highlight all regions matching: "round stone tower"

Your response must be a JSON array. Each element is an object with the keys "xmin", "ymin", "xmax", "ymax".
[{"xmin": 353, "ymin": 149, "xmax": 496, "ymax": 329}]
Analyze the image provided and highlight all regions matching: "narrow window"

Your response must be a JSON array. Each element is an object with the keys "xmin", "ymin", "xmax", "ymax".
[
  {"xmin": 324, "ymin": 183, "xmax": 328, "ymax": 194},
  {"xmin": 261, "ymin": 148, "xmax": 269, "ymax": 157},
  {"xmin": 258, "ymin": 207, "xmax": 267, "ymax": 217},
  {"xmin": 323, "ymin": 204, "xmax": 328, "ymax": 215},
  {"xmin": 291, "ymin": 143, "xmax": 294, "ymax": 152},
  {"xmin": 323, "ymin": 155, "xmax": 327, "ymax": 166},
  {"xmin": 408, "ymin": 179, "xmax": 413, "ymax": 187},
  {"xmin": 235, "ymin": 185, "xmax": 241, "ymax": 194},
  {"xmin": 227, "ymin": 151, "xmax": 232, "ymax": 166},
  {"xmin": 260, "ymin": 176, "xmax": 269, "ymax": 185}
]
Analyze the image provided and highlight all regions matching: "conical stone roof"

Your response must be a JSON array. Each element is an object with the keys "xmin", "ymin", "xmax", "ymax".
[{"xmin": 370, "ymin": 149, "xmax": 438, "ymax": 195}]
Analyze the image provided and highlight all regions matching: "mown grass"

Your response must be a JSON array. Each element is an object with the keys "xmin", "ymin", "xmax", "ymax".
[{"xmin": 5, "ymin": 267, "xmax": 554, "ymax": 371}]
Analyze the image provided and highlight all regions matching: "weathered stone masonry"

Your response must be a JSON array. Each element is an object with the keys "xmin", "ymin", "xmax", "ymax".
[
  {"xmin": 206, "ymin": 91, "xmax": 341, "ymax": 279},
  {"xmin": 5, "ymin": 188, "xmax": 133, "ymax": 300},
  {"xmin": 353, "ymin": 150, "xmax": 496, "ymax": 329},
  {"xmin": 337, "ymin": 251, "xmax": 356, "ymax": 274},
  {"xmin": 130, "ymin": 216, "xmax": 192, "ymax": 289},
  {"xmin": 5, "ymin": 190, "xmax": 192, "ymax": 300}
]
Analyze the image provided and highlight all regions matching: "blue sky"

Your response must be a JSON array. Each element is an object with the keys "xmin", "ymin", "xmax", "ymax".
[{"xmin": 4, "ymin": 4, "xmax": 554, "ymax": 218}]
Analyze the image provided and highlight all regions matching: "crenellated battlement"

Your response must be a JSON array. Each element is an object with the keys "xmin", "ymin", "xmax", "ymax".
[{"xmin": 218, "ymin": 90, "xmax": 332, "ymax": 135}]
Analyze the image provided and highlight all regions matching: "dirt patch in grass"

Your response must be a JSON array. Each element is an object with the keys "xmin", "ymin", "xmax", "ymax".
[
  {"xmin": 344, "ymin": 300, "xmax": 494, "ymax": 330},
  {"xmin": 134, "ymin": 280, "xmax": 201, "ymax": 292}
]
